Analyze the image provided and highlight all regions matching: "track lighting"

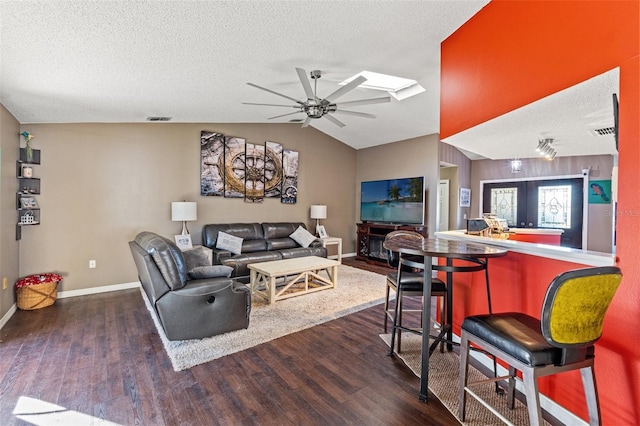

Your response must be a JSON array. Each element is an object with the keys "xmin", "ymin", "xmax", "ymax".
[{"xmin": 537, "ymin": 138, "xmax": 556, "ymax": 160}]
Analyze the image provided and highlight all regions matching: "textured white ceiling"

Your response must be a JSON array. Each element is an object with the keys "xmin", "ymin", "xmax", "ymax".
[
  {"xmin": 443, "ymin": 68, "xmax": 620, "ymax": 160},
  {"xmin": 0, "ymin": 0, "xmax": 489, "ymax": 150}
]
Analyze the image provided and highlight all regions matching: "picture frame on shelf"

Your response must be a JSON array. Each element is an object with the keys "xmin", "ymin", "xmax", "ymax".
[
  {"xmin": 19, "ymin": 196, "xmax": 39, "ymax": 209},
  {"xmin": 19, "ymin": 211, "xmax": 37, "ymax": 225},
  {"xmin": 174, "ymin": 234, "xmax": 193, "ymax": 250},
  {"xmin": 317, "ymin": 225, "xmax": 328, "ymax": 239},
  {"xmin": 21, "ymin": 166, "xmax": 34, "ymax": 178}
]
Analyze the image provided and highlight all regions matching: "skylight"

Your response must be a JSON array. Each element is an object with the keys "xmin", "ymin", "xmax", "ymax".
[{"xmin": 340, "ymin": 71, "xmax": 425, "ymax": 101}]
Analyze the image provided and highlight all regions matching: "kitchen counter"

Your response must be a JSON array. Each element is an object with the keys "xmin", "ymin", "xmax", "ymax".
[{"xmin": 434, "ymin": 230, "xmax": 615, "ymax": 267}]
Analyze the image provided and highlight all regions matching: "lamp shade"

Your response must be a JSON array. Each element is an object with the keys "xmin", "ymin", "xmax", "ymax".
[
  {"xmin": 310, "ymin": 205, "xmax": 327, "ymax": 220},
  {"xmin": 171, "ymin": 202, "xmax": 197, "ymax": 221}
]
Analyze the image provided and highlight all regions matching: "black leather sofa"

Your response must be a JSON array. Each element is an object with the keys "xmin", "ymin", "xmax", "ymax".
[
  {"xmin": 129, "ymin": 231, "xmax": 251, "ymax": 340},
  {"xmin": 202, "ymin": 222, "xmax": 327, "ymax": 282}
]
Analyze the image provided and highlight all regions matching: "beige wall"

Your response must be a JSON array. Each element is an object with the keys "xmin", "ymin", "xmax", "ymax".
[
  {"xmin": 16, "ymin": 123, "xmax": 356, "ymax": 292},
  {"xmin": 470, "ymin": 155, "xmax": 614, "ymax": 252},
  {"xmin": 0, "ymin": 106, "xmax": 20, "ymax": 319},
  {"xmin": 356, "ymin": 134, "xmax": 440, "ymax": 237}
]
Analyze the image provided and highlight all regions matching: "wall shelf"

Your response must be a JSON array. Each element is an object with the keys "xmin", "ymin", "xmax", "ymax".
[{"xmin": 16, "ymin": 148, "xmax": 41, "ymax": 240}]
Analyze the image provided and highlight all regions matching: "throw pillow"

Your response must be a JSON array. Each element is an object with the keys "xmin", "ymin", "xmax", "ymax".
[
  {"xmin": 216, "ymin": 231, "xmax": 243, "ymax": 255},
  {"xmin": 182, "ymin": 247, "xmax": 210, "ymax": 271},
  {"xmin": 189, "ymin": 265, "xmax": 234, "ymax": 279},
  {"xmin": 289, "ymin": 226, "xmax": 316, "ymax": 248}
]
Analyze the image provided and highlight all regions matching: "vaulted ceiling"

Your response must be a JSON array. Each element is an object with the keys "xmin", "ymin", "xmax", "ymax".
[
  {"xmin": 0, "ymin": 1, "xmax": 488, "ymax": 150},
  {"xmin": 1, "ymin": 1, "xmax": 617, "ymax": 159}
]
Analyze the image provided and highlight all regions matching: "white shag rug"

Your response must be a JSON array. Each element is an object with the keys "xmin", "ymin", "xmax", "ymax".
[{"xmin": 142, "ymin": 264, "xmax": 387, "ymax": 371}]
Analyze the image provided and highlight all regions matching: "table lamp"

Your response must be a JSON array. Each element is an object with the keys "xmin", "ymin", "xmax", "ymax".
[
  {"xmin": 310, "ymin": 205, "xmax": 327, "ymax": 233},
  {"xmin": 171, "ymin": 201, "xmax": 197, "ymax": 235}
]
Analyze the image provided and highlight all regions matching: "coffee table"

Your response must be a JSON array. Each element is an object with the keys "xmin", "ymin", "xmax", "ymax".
[{"xmin": 248, "ymin": 256, "xmax": 340, "ymax": 304}]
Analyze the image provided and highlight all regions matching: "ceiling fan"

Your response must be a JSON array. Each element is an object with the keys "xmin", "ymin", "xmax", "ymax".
[{"xmin": 244, "ymin": 68, "xmax": 391, "ymax": 128}]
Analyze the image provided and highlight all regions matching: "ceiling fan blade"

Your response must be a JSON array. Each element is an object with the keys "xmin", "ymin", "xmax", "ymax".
[
  {"xmin": 333, "ymin": 110, "xmax": 376, "ymax": 119},
  {"xmin": 301, "ymin": 116, "xmax": 312, "ymax": 128},
  {"xmin": 335, "ymin": 96, "xmax": 391, "ymax": 108},
  {"xmin": 247, "ymin": 82, "xmax": 303, "ymax": 104},
  {"xmin": 243, "ymin": 102, "xmax": 299, "ymax": 108},
  {"xmin": 324, "ymin": 114, "xmax": 346, "ymax": 128},
  {"xmin": 296, "ymin": 68, "xmax": 316, "ymax": 100},
  {"xmin": 322, "ymin": 75, "xmax": 367, "ymax": 103},
  {"xmin": 268, "ymin": 111, "xmax": 303, "ymax": 120}
]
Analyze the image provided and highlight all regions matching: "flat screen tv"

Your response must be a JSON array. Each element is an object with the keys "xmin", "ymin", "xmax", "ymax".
[{"xmin": 360, "ymin": 176, "xmax": 424, "ymax": 224}]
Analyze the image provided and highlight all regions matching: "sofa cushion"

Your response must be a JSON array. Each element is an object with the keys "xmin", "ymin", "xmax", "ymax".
[
  {"xmin": 221, "ymin": 251, "xmax": 282, "ymax": 279},
  {"xmin": 203, "ymin": 223, "xmax": 264, "ymax": 248},
  {"xmin": 266, "ymin": 237, "xmax": 299, "ymax": 251},
  {"xmin": 134, "ymin": 231, "xmax": 188, "ymax": 290},
  {"xmin": 262, "ymin": 222, "xmax": 307, "ymax": 239},
  {"xmin": 183, "ymin": 247, "xmax": 211, "ymax": 271},
  {"xmin": 279, "ymin": 246, "xmax": 327, "ymax": 260},
  {"xmin": 189, "ymin": 265, "xmax": 234, "ymax": 279},
  {"xmin": 242, "ymin": 239, "xmax": 269, "ymax": 253},
  {"xmin": 216, "ymin": 231, "xmax": 243, "ymax": 255},
  {"xmin": 289, "ymin": 226, "xmax": 316, "ymax": 248}
]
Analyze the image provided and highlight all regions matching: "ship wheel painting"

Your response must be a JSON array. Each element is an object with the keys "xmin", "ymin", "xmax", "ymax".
[{"xmin": 200, "ymin": 131, "xmax": 296, "ymax": 203}]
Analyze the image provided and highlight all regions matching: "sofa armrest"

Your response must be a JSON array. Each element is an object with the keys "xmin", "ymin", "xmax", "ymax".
[
  {"xmin": 155, "ymin": 277, "xmax": 251, "ymax": 340},
  {"xmin": 211, "ymin": 248, "xmax": 233, "ymax": 265},
  {"xmin": 309, "ymin": 239, "xmax": 323, "ymax": 248}
]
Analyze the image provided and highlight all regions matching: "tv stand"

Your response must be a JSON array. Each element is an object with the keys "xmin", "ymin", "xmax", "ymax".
[{"xmin": 356, "ymin": 223, "xmax": 427, "ymax": 266}]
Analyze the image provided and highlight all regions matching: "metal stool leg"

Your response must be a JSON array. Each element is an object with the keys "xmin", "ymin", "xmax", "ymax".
[
  {"xmin": 484, "ymin": 259, "xmax": 502, "ymax": 394},
  {"xmin": 387, "ymin": 285, "xmax": 402, "ymax": 356},
  {"xmin": 384, "ymin": 281, "xmax": 391, "ymax": 332}
]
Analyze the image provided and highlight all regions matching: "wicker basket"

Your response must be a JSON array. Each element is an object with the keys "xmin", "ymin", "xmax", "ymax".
[{"xmin": 16, "ymin": 281, "xmax": 58, "ymax": 310}]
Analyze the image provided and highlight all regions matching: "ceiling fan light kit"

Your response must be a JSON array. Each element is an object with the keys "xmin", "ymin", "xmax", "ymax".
[{"xmin": 244, "ymin": 68, "xmax": 391, "ymax": 127}]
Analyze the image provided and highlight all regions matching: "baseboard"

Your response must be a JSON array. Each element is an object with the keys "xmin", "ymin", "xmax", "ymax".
[
  {"xmin": 0, "ymin": 303, "xmax": 18, "ymax": 330},
  {"xmin": 58, "ymin": 281, "xmax": 140, "ymax": 299}
]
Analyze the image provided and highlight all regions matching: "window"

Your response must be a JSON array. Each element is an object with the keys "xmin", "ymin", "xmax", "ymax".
[
  {"xmin": 538, "ymin": 185, "xmax": 572, "ymax": 228},
  {"xmin": 490, "ymin": 187, "xmax": 518, "ymax": 227}
]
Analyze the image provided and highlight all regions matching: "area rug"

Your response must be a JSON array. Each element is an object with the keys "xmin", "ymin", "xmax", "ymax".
[
  {"xmin": 142, "ymin": 264, "xmax": 387, "ymax": 371},
  {"xmin": 380, "ymin": 333, "xmax": 551, "ymax": 426}
]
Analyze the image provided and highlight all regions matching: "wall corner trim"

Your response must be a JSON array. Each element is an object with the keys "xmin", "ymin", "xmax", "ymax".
[{"xmin": 0, "ymin": 304, "xmax": 18, "ymax": 331}]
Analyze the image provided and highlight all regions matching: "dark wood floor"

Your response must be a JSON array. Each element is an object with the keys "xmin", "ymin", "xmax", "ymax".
[{"xmin": 0, "ymin": 258, "xmax": 460, "ymax": 425}]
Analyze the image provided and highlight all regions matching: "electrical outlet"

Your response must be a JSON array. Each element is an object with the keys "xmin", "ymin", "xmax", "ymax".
[
  {"xmin": 89, "ymin": 260, "xmax": 96, "ymax": 269},
  {"xmin": 2, "ymin": 277, "xmax": 7, "ymax": 290}
]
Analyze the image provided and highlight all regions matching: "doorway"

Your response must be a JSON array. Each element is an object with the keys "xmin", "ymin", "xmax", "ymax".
[
  {"xmin": 482, "ymin": 177, "xmax": 584, "ymax": 248},
  {"xmin": 437, "ymin": 180, "xmax": 450, "ymax": 231}
]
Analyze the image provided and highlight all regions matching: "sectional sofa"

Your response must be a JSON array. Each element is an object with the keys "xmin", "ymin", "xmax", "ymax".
[{"xmin": 202, "ymin": 222, "xmax": 327, "ymax": 282}]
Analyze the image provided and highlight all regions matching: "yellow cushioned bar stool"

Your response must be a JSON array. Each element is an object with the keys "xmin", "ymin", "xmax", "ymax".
[{"xmin": 458, "ymin": 266, "xmax": 622, "ymax": 426}]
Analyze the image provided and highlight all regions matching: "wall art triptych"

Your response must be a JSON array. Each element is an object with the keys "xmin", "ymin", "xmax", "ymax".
[{"xmin": 200, "ymin": 130, "xmax": 298, "ymax": 204}]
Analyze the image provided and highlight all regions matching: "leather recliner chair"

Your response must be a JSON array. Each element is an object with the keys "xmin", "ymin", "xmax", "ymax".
[{"xmin": 129, "ymin": 231, "xmax": 251, "ymax": 341}]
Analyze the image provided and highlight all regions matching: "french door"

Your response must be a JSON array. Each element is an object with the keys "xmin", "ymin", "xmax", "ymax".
[{"xmin": 482, "ymin": 178, "xmax": 584, "ymax": 248}]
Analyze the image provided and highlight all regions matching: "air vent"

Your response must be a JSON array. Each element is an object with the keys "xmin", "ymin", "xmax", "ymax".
[
  {"xmin": 288, "ymin": 119, "xmax": 304, "ymax": 123},
  {"xmin": 146, "ymin": 116, "xmax": 172, "ymax": 122},
  {"xmin": 591, "ymin": 127, "xmax": 615, "ymax": 136}
]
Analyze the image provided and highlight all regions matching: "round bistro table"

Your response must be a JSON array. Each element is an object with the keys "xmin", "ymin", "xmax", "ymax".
[{"xmin": 383, "ymin": 237, "xmax": 508, "ymax": 402}]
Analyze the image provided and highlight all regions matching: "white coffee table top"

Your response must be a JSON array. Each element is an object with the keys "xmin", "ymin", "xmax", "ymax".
[{"xmin": 247, "ymin": 256, "xmax": 339, "ymax": 275}]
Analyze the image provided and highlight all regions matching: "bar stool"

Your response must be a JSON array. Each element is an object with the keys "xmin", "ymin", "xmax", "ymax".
[
  {"xmin": 384, "ymin": 230, "xmax": 448, "ymax": 354},
  {"xmin": 458, "ymin": 266, "xmax": 622, "ymax": 425}
]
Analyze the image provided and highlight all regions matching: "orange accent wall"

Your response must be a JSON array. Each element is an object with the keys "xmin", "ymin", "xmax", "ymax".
[
  {"xmin": 508, "ymin": 233, "xmax": 560, "ymax": 245},
  {"xmin": 440, "ymin": 1, "xmax": 640, "ymax": 424}
]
